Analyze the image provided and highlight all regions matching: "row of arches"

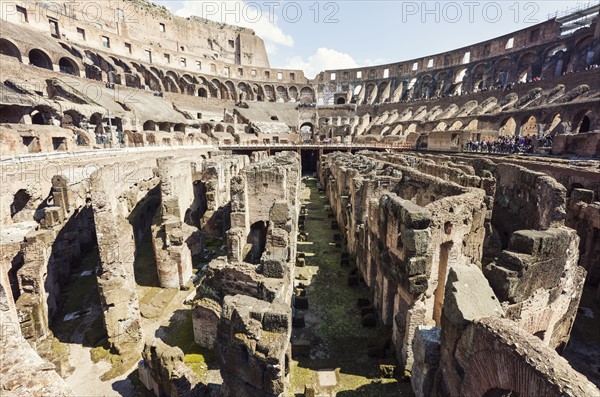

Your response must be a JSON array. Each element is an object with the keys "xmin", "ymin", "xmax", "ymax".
[
  {"xmin": 0, "ymin": 38, "xmax": 317, "ymax": 104},
  {"xmin": 337, "ymin": 33, "xmax": 598, "ymax": 106},
  {"xmin": 358, "ymin": 108, "xmax": 597, "ymax": 139},
  {"xmin": 0, "ymin": 39, "xmax": 81, "ymax": 77}
]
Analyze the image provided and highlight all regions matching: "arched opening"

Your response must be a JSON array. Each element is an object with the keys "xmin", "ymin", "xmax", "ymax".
[
  {"xmin": 198, "ymin": 87, "xmax": 208, "ymax": 97},
  {"xmin": 28, "ymin": 49, "xmax": 53, "ymax": 70},
  {"xmin": 143, "ymin": 120, "xmax": 156, "ymax": 131},
  {"xmin": 336, "ymin": 97, "xmax": 346, "ymax": 105},
  {"xmin": 174, "ymin": 124, "xmax": 186, "ymax": 132},
  {"xmin": 245, "ymin": 221, "xmax": 268, "ymax": 264},
  {"xmin": 499, "ymin": 117, "xmax": 517, "ymax": 135},
  {"xmin": 0, "ymin": 105, "xmax": 26, "ymax": 123},
  {"xmin": 453, "ymin": 68, "xmax": 467, "ymax": 95},
  {"xmin": 62, "ymin": 110, "xmax": 83, "ymax": 127},
  {"xmin": 31, "ymin": 109, "xmax": 51, "ymax": 125},
  {"xmin": 573, "ymin": 110, "xmax": 594, "ymax": 133},
  {"xmin": 520, "ymin": 115, "xmax": 538, "ymax": 136},
  {"xmin": 300, "ymin": 87, "xmax": 315, "ymax": 104},
  {"xmin": 300, "ymin": 122, "xmax": 314, "ymax": 142},
  {"xmin": 214, "ymin": 124, "xmax": 224, "ymax": 132},
  {"xmin": 58, "ymin": 57, "xmax": 79, "ymax": 76},
  {"xmin": 579, "ymin": 115, "xmax": 591, "ymax": 133},
  {"xmin": 494, "ymin": 58, "xmax": 511, "ymax": 86},
  {"xmin": 10, "ymin": 189, "xmax": 32, "ymax": 219},
  {"xmin": 0, "ymin": 39, "xmax": 22, "ymax": 62},
  {"xmin": 158, "ymin": 122, "xmax": 170, "ymax": 132}
]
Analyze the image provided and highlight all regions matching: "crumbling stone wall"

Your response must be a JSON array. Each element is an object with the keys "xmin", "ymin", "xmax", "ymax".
[
  {"xmin": 90, "ymin": 160, "xmax": 160, "ymax": 354},
  {"xmin": 567, "ymin": 188, "xmax": 600, "ymax": 291},
  {"xmin": 191, "ymin": 155, "xmax": 250, "ymax": 238},
  {"xmin": 319, "ymin": 152, "xmax": 488, "ymax": 368},
  {"xmin": 139, "ymin": 338, "xmax": 206, "ymax": 397},
  {"xmin": 216, "ymin": 295, "xmax": 291, "ymax": 397},
  {"xmin": 152, "ymin": 157, "xmax": 198, "ymax": 289},
  {"xmin": 0, "ymin": 283, "xmax": 73, "ymax": 396},
  {"xmin": 192, "ymin": 152, "xmax": 301, "ymax": 396},
  {"xmin": 425, "ymin": 264, "xmax": 598, "ymax": 397}
]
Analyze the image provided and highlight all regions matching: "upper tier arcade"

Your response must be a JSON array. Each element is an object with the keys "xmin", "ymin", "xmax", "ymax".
[{"xmin": 314, "ymin": 5, "xmax": 599, "ymax": 106}]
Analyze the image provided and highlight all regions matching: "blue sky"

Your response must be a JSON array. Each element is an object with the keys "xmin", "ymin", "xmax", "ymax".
[{"xmin": 155, "ymin": 1, "xmax": 599, "ymax": 77}]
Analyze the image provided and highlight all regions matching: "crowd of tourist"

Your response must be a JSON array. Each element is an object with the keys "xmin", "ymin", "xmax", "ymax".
[{"xmin": 463, "ymin": 134, "xmax": 554, "ymax": 154}]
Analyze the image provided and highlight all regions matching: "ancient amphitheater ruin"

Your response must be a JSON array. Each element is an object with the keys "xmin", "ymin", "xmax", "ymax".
[{"xmin": 1, "ymin": 1, "xmax": 600, "ymax": 396}]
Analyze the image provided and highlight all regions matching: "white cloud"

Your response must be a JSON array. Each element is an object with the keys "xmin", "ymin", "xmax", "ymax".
[
  {"xmin": 172, "ymin": 1, "xmax": 294, "ymax": 50},
  {"xmin": 284, "ymin": 48, "xmax": 385, "ymax": 79}
]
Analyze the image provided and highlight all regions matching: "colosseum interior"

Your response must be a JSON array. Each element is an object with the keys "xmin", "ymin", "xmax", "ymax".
[{"xmin": 1, "ymin": 1, "xmax": 599, "ymax": 396}]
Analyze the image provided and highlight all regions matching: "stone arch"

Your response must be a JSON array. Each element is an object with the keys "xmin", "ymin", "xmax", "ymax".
[
  {"xmin": 364, "ymin": 83, "xmax": 377, "ymax": 104},
  {"xmin": 163, "ymin": 75, "xmax": 179, "ymax": 93},
  {"xmin": 449, "ymin": 121, "xmax": 463, "ymax": 131},
  {"xmin": 245, "ymin": 221, "xmax": 268, "ymax": 264},
  {"xmin": 124, "ymin": 73, "xmax": 142, "ymax": 88},
  {"xmin": 276, "ymin": 86, "xmax": 288, "ymax": 102},
  {"xmin": 158, "ymin": 122, "xmax": 171, "ymax": 132},
  {"xmin": 110, "ymin": 56, "xmax": 132, "ymax": 73},
  {"xmin": 237, "ymin": 82, "xmax": 252, "ymax": 101},
  {"xmin": 0, "ymin": 38, "xmax": 22, "ymax": 62},
  {"xmin": 460, "ymin": 347, "xmax": 557, "ymax": 396},
  {"xmin": 0, "ymin": 105, "xmax": 26, "ymax": 123},
  {"xmin": 471, "ymin": 63, "xmax": 488, "ymax": 90},
  {"xmin": 108, "ymin": 71, "xmax": 121, "ymax": 85},
  {"xmin": 288, "ymin": 86, "xmax": 298, "ymax": 102},
  {"xmin": 224, "ymin": 80, "xmax": 237, "ymax": 101},
  {"xmin": 263, "ymin": 85, "xmax": 275, "ymax": 102},
  {"xmin": 58, "ymin": 57, "xmax": 79, "ymax": 76},
  {"xmin": 166, "ymin": 70, "xmax": 179, "ymax": 81},
  {"xmin": 201, "ymin": 123, "xmax": 213, "ymax": 135},
  {"xmin": 143, "ymin": 120, "xmax": 156, "ymax": 131},
  {"xmin": 499, "ymin": 117, "xmax": 517, "ymax": 135},
  {"xmin": 453, "ymin": 68, "xmax": 468, "ymax": 95},
  {"xmin": 30, "ymin": 106, "xmax": 53, "ymax": 125},
  {"xmin": 62, "ymin": 109, "xmax": 84, "ymax": 127},
  {"xmin": 435, "ymin": 71, "xmax": 450, "ymax": 95},
  {"xmin": 434, "ymin": 122, "xmax": 448, "ymax": 131},
  {"xmin": 198, "ymin": 87, "xmax": 208, "ymax": 97},
  {"xmin": 300, "ymin": 86, "xmax": 315, "ymax": 104},
  {"xmin": 253, "ymin": 84, "xmax": 265, "ymax": 101},
  {"xmin": 214, "ymin": 124, "xmax": 225, "ymax": 132},
  {"xmin": 517, "ymin": 52, "xmax": 538, "ymax": 82},
  {"xmin": 542, "ymin": 44, "xmax": 568, "ymax": 78},
  {"xmin": 570, "ymin": 35, "xmax": 597, "ymax": 72},
  {"xmin": 336, "ymin": 97, "xmax": 346, "ymax": 105},
  {"xmin": 28, "ymin": 48, "xmax": 53, "ymax": 70},
  {"xmin": 493, "ymin": 58, "xmax": 511, "ymax": 86},
  {"xmin": 572, "ymin": 109, "xmax": 596, "ymax": 133},
  {"xmin": 211, "ymin": 79, "xmax": 223, "ymax": 99},
  {"xmin": 226, "ymin": 125, "xmax": 235, "ymax": 134},
  {"xmin": 520, "ymin": 115, "xmax": 538, "ymax": 136},
  {"xmin": 418, "ymin": 75, "xmax": 434, "ymax": 100}
]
